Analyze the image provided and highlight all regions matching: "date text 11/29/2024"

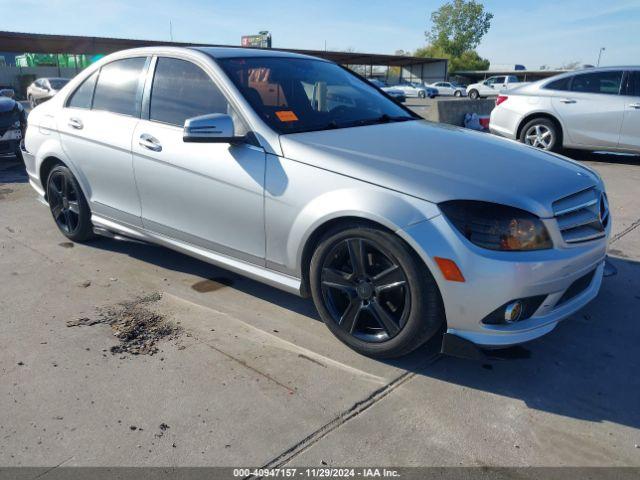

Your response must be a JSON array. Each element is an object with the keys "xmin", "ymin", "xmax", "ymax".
[{"xmin": 232, "ymin": 468, "xmax": 400, "ymax": 477}]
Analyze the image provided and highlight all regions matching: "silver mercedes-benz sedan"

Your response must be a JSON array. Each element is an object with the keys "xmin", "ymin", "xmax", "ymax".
[{"xmin": 22, "ymin": 47, "xmax": 610, "ymax": 358}]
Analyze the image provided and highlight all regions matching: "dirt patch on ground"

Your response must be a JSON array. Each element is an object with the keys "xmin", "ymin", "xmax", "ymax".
[{"xmin": 67, "ymin": 293, "xmax": 181, "ymax": 355}]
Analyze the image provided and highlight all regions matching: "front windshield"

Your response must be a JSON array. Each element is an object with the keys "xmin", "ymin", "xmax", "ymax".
[
  {"xmin": 49, "ymin": 79, "xmax": 69, "ymax": 90},
  {"xmin": 217, "ymin": 57, "xmax": 416, "ymax": 134}
]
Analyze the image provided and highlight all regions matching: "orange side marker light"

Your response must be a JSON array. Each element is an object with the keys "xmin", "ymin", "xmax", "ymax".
[{"xmin": 434, "ymin": 257, "xmax": 465, "ymax": 282}]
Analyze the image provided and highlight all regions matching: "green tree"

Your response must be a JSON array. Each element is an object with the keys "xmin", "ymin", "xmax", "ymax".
[
  {"xmin": 416, "ymin": 0, "xmax": 493, "ymax": 73},
  {"xmin": 426, "ymin": 0, "xmax": 493, "ymax": 57}
]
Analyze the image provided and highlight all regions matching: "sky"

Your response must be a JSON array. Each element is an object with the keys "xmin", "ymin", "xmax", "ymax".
[{"xmin": 2, "ymin": 0, "xmax": 640, "ymax": 69}]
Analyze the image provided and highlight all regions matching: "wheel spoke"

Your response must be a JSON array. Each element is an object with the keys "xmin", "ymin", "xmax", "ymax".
[
  {"xmin": 368, "ymin": 301, "xmax": 400, "ymax": 336},
  {"xmin": 347, "ymin": 239, "xmax": 367, "ymax": 277},
  {"xmin": 61, "ymin": 176, "xmax": 69, "ymax": 197},
  {"xmin": 371, "ymin": 265, "xmax": 406, "ymax": 293},
  {"xmin": 67, "ymin": 200, "xmax": 80, "ymax": 215},
  {"xmin": 322, "ymin": 268, "xmax": 356, "ymax": 292},
  {"xmin": 63, "ymin": 210, "xmax": 73, "ymax": 230},
  {"xmin": 340, "ymin": 298, "xmax": 362, "ymax": 333},
  {"xmin": 51, "ymin": 203, "xmax": 63, "ymax": 220}
]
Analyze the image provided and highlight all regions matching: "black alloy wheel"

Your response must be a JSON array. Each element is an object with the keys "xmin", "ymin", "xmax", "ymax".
[
  {"xmin": 46, "ymin": 165, "xmax": 93, "ymax": 241},
  {"xmin": 310, "ymin": 226, "xmax": 445, "ymax": 358},
  {"xmin": 320, "ymin": 237, "xmax": 410, "ymax": 343}
]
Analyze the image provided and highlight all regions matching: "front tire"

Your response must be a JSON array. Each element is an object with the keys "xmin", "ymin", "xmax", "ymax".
[
  {"xmin": 454, "ymin": 90, "xmax": 462, "ymax": 97},
  {"xmin": 310, "ymin": 225, "xmax": 444, "ymax": 358},
  {"xmin": 469, "ymin": 89, "xmax": 480, "ymax": 100},
  {"xmin": 418, "ymin": 90, "xmax": 426, "ymax": 99},
  {"xmin": 46, "ymin": 165, "xmax": 94, "ymax": 242},
  {"xmin": 519, "ymin": 117, "xmax": 561, "ymax": 152}
]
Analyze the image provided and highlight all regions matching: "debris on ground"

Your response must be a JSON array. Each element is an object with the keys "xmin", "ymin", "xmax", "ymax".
[
  {"xmin": 78, "ymin": 280, "xmax": 92, "ymax": 288},
  {"xmin": 67, "ymin": 293, "xmax": 181, "ymax": 356}
]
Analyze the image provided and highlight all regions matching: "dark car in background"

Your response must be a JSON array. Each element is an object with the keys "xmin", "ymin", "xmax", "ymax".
[{"xmin": 0, "ymin": 96, "xmax": 26, "ymax": 160}]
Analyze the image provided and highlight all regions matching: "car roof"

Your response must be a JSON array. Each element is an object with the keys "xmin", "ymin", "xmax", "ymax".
[{"xmin": 190, "ymin": 46, "xmax": 328, "ymax": 62}]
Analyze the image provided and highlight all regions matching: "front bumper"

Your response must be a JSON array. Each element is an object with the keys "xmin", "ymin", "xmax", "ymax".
[
  {"xmin": 0, "ymin": 128, "xmax": 22, "ymax": 155},
  {"xmin": 402, "ymin": 214, "xmax": 609, "ymax": 348}
]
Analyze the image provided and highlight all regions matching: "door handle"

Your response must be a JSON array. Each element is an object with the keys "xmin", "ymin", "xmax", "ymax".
[
  {"xmin": 139, "ymin": 134, "xmax": 162, "ymax": 152},
  {"xmin": 629, "ymin": 103, "xmax": 640, "ymax": 109},
  {"xmin": 68, "ymin": 117, "xmax": 83, "ymax": 129},
  {"xmin": 559, "ymin": 98, "xmax": 577, "ymax": 104}
]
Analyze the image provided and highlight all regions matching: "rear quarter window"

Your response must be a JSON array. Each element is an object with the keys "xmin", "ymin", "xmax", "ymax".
[{"xmin": 67, "ymin": 71, "xmax": 98, "ymax": 109}]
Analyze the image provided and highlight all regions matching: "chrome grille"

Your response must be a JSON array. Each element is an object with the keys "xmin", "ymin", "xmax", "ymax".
[{"xmin": 553, "ymin": 187, "xmax": 608, "ymax": 244}]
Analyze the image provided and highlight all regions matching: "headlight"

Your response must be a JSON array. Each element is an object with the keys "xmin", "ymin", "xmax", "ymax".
[{"xmin": 439, "ymin": 200, "xmax": 552, "ymax": 251}]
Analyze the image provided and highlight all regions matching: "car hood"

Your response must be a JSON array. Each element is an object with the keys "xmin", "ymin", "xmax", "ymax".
[{"xmin": 279, "ymin": 120, "xmax": 600, "ymax": 218}]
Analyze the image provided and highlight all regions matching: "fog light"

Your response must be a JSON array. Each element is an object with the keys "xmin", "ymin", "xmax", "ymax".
[{"xmin": 504, "ymin": 301, "xmax": 523, "ymax": 323}]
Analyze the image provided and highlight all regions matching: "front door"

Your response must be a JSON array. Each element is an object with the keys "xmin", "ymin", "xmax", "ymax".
[
  {"xmin": 132, "ymin": 56, "xmax": 266, "ymax": 264},
  {"xmin": 57, "ymin": 57, "xmax": 148, "ymax": 226}
]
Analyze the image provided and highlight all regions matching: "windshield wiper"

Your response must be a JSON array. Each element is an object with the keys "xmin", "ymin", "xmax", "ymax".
[{"xmin": 349, "ymin": 114, "xmax": 415, "ymax": 127}]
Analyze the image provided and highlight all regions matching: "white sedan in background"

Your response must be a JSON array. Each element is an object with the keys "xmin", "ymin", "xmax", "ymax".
[
  {"xmin": 430, "ymin": 81, "xmax": 466, "ymax": 97},
  {"xmin": 490, "ymin": 66, "xmax": 640, "ymax": 153},
  {"xmin": 393, "ymin": 82, "xmax": 437, "ymax": 99}
]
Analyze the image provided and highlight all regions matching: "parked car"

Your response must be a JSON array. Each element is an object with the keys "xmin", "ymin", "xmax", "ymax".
[
  {"xmin": 430, "ymin": 81, "xmax": 466, "ymax": 97},
  {"xmin": 490, "ymin": 67, "xmax": 640, "ymax": 153},
  {"xmin": 27, "ymin": 77, "xmax": 70, "ymax": 107},
  {"xmin": 393, "ymin": 82, "xmax": 437, "ymax": 99},
  {"xmin": 0, "ymin": 85, "xmax": 16, "ymax": 98},
  {"xmin": 24, "ymin": 47, "xmax": 610, "ymax": 358},
  {"xmin": 0, "ymin": 95, "xmax": 26, "ymax": 159},
  {"xmin": 466, "ymin": 75, "xmax": 525, "ymax": 99},
  {"xmin": 367, "ymin": 79, "xmax": 406, "ymax": 102}
]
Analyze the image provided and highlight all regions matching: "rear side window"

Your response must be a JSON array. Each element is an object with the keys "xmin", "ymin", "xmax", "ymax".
[
  {"xmin": 544, "ymin": 76, "xmax": 572, "ymax": 91},
  {"xmin": 67, "ymin": 71, "xmax": 98, "ymax": 109},
  {"xmin": 150, "ymin": 57, "xmax": 228, "ymax": 126},
  {"xmin": 571, "ymin": 71, "xmax": 623, "ymax": 95},
  {"xmin": 507, "ymin": 76, "xmax": 518, "ymax": 82},
  {"xmin": 624, "ymin": 71, "xmax": 640, "ymax": 97},
  {"xmin": 93, "ymin": 57, "xmax": 147, "ymax": 116}
]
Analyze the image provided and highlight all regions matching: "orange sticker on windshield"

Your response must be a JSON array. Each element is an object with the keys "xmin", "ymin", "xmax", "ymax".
[{"xmin": 276, "ymin": 110, "xmax": 299, "ymax": 122}]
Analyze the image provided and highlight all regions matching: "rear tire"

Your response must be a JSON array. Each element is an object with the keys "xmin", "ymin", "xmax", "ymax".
[
  {"xmin": 46, "ymin": 165, "xmax": 94, "ymax": 242},
  {"xmin": 418, "ymin": 90, "xmax": 426, "ymax": 99},
  {"xmin": 454, "ymin": 90, "xmax": 462, "ymax": 97},
  {"xmin": 28, "ymin": 95, "xmax": 36, "ymax": 109},
  {"xmin": 469, "ymin": 89, "xmax": 480, "ymax": 100},
  {"xmin": 519, "ymin": 117, "xmax": 562, "ymax": 152},
  {"xmin": 310, "ymin": 225, "xmax": 445, "ymax": 358}
]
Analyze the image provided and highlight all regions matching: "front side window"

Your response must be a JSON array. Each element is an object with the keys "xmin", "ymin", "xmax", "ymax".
[
  {"xmin": 218, "ymin": 57, "xmax": 414, "ymax": 134},
  {"xmin": 67, "ymin": 71, "xmax": 98, "ymax": 109},
  {"xmin": 92, "ymin": 57, "xmax": 147, "ymax": 116},
  {"xmin": 571, "ymin": 71, "xmax": 623, "ymax": 95},
  {"xmin": 49, "ymin": 78, "xmax": 69, "ymax": 90},
  {"xmin": 150, "ymin": 57, "xmax": 229, "ymax": 127},
  {"xmin": 623, "ymin": 71, "xmax": 640, "ymax": 97}
]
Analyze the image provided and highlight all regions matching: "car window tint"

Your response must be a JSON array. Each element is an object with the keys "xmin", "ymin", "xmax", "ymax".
[
  {"xmin": 67, "ymin": 71, "xmax": 98, "ymax": 109},
  {"xmin": 544, "ymin": 76, "xmax": 572, "ymax": 91},
  {"xmin": 624, "ymin": 71, "xmax": 640, "ymax": 97},
  {"xmin": 150, "ymin": 57, "xmax": 229, "ymax": 127},
  {"xmin": 508, "ymin": 76, "xmax": 518, "ymax": 82},
  {"xmin": 571, "ymin": 71, "xmax": 623, "ymax": 95},
  {"xmin": 92, "ymin": 57, "xmax": 146, "ymax": 116}
]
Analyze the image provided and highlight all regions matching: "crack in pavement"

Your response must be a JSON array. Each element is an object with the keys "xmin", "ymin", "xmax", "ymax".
[
  {"xmin": 610, "ymin": 217, "xmax": 640, "ymax": 244},
  {"xmin": 31, "ymin": 455, "xmax": 74, "ymax": 479},
  {"xmin": 250, "ymin": 354, "xmax": 442, "ymax": 477}
]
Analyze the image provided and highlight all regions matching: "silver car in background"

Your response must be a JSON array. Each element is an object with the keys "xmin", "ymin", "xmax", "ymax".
[
  {"xmin": 23, "ymin": 47, "xmax": 610, "ymax": 358},
  {"xmin": 27, "ymin": 77, "xmax": 70, "ymax": 107},
  {"xmin": 430, "ymin": 81, "xmax": 466, "ymax": 97},
  {"xmin": 490, "ymin": 67, "xmax": 640, "ymax": 153}
]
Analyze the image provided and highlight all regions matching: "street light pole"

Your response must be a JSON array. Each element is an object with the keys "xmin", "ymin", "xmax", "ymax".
[{"xmin": 597, "ymin": 47, "xmax": 606, "ymax": 67}]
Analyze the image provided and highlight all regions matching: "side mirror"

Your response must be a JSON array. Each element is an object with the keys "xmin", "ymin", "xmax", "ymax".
[{"xmin": 183, "ymin": 113, "xmax": 244, "ymax": 144}]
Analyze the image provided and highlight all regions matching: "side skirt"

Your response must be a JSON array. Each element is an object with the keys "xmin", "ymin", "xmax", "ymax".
[{"xmin": 91, "ymin": 215, "xmax": 302, "ymax": 296}]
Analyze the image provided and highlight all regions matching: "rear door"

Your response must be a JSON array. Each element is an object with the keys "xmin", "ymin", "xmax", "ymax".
[
  {"xmin": 619, "ymin": 70, "xmax": 640, "ymax": 151},
  {"xmin": 131, "ymin": 56, "xmax": 266, "ymax": 264},
  {"xmin": 57, "ymin": 57, "xmax": 148, "ymax": 226},
  {"xmin": 551, "ymin": 70, "xmax": 625, "ymax": 148}
]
